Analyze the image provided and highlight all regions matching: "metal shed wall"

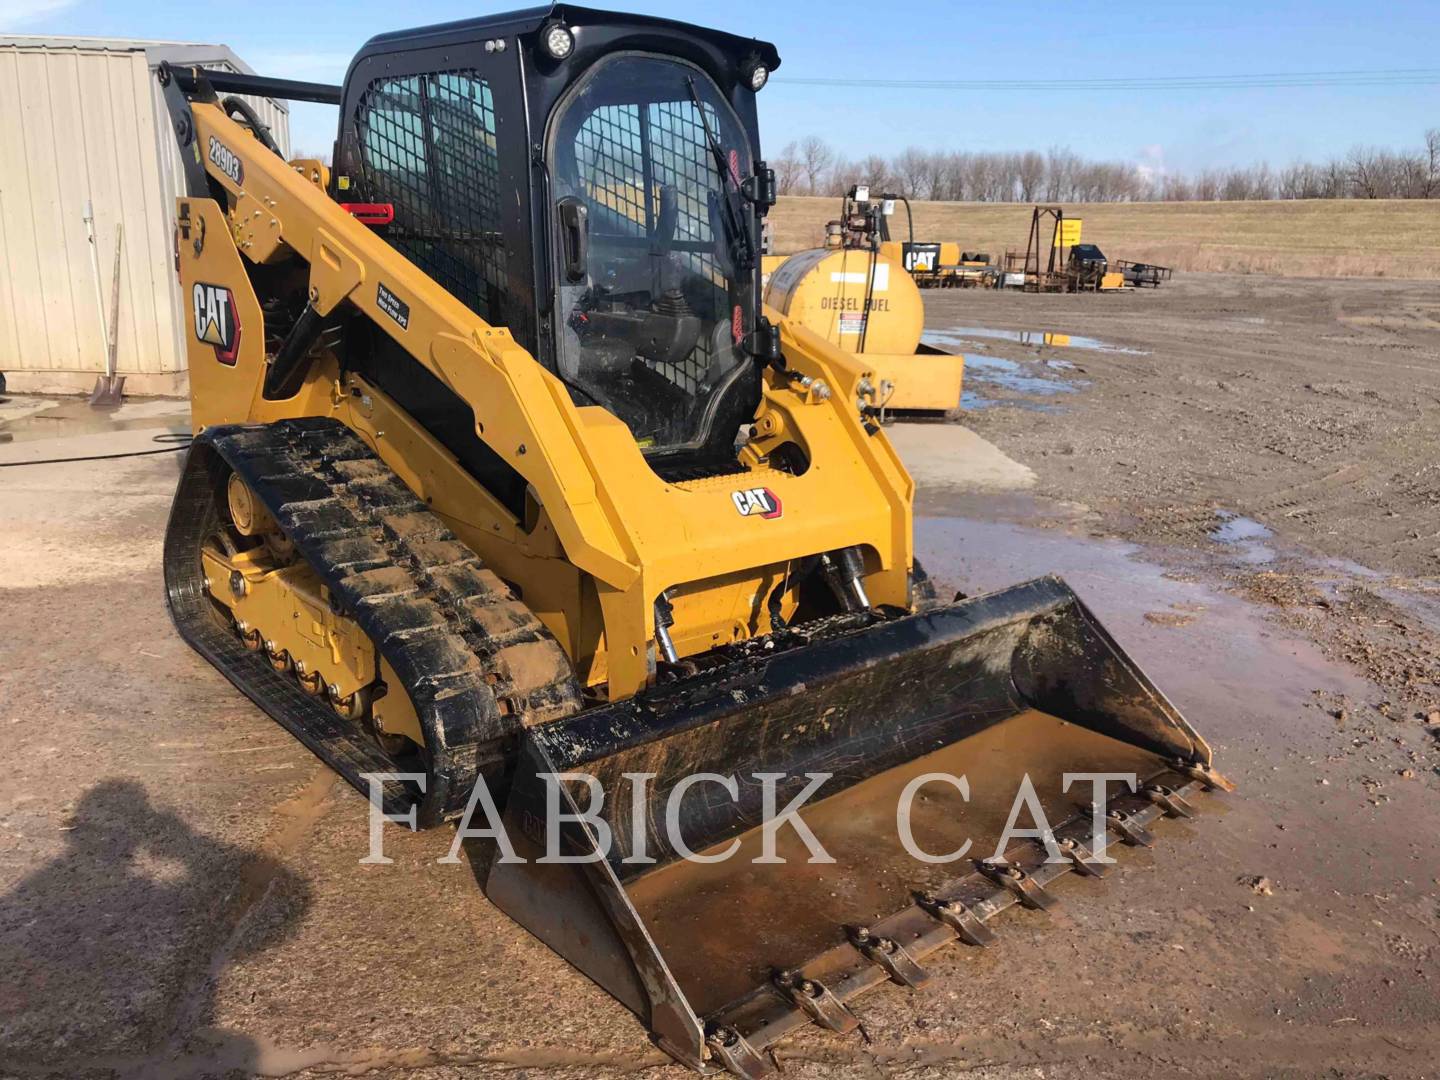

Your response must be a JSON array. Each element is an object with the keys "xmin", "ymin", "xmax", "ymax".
[{"xmin": 0, "ymin": 38, "xmax": 290, "ymax": 395}]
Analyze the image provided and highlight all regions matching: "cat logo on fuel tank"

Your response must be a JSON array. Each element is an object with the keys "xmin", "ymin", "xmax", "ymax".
[{"xmin": 731, "ymin": 486, "xmax": 782, "ymax": 519}]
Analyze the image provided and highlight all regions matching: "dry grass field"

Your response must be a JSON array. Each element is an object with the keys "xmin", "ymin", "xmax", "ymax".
[{"xmin": 771, "ymin": 196, "xmax": 1440, "ymax": 278}]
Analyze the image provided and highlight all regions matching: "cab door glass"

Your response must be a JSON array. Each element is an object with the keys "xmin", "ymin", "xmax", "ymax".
[{"xmin": 549, "ymin": 55, "xmax": 755, "ymax": 455}]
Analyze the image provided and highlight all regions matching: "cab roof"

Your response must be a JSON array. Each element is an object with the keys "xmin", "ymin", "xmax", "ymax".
[{"xmin": 358, "ymin": 4, "xmax": 780, "ymax": 72}]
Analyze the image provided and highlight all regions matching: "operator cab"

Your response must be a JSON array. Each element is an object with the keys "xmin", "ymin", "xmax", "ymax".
[{"xmin": 337, "ymin": 6, "xmax": 780, "ymax": 478}]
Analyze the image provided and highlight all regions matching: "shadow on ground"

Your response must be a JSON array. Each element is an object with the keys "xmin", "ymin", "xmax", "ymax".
[{"xmin": 0, "ymin": 778, "xmax": 312, "ymax": 1078}]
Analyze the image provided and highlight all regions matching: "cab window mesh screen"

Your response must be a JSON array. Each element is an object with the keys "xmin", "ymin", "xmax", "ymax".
[
  {"xmin": 646, "ymin": 100, "xmax": 721, "ymax": 395},
  {"xmin": 571, "ymin": 99, "xmax": 725, "ymax": 396},
  {"xmin": 356, "ymin": 71, "xmax": 507, "ymax": 326},
  {"xmin": 576, "ymin": 105, "xmax": 647, "ymax": 238}
]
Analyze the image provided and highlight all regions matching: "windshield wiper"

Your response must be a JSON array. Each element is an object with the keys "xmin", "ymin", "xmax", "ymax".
[{"xmin": 685, "ymin": 76, "xmax": 754, "ymax": 272}]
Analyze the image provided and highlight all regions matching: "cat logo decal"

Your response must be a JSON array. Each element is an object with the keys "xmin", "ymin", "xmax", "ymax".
[
  {"xmin": 731, "ymin": 486, "xmax": 782, "ymax": 520},
  {"xmin": 193, "ymin": 283, "xmax": 241, "ymax": 365}
]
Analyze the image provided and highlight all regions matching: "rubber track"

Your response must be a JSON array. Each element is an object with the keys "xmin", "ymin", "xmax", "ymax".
[{"xmin": 164, "ymin": 417, "xmax": 582, "ymax": 826}]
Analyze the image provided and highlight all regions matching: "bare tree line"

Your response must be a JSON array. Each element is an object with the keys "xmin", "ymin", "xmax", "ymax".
[{"xmin": 773, "ymin": 130, "xmax": 1440, "ymax": 202}]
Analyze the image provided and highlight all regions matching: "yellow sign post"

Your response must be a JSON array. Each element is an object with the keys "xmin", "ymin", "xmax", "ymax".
[{"xmin": 1055, "ymin": 219, "xmax": 1082, "ymax": 247}]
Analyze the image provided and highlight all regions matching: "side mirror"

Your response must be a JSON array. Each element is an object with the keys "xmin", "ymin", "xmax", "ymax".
[{"xmin": 558, "ymin": 196, "xmax": 588, "ymax": 283}]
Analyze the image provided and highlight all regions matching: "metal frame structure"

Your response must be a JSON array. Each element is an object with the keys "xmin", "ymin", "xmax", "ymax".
[
  {"xmin": 1019, "ymin": 206, "xmax": 1070, "ymax": 293},
  {"xmin": 1116, "ymin": 259, "xmax": 1174, "ymax": 288}
]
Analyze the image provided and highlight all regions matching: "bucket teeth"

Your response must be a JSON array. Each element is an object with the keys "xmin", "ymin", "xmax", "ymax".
[
  {"xmin": 1174, "ymin": 758, "xmax": 1237, "ymax": 793},
  {"xmin": 1145, "ymin": 784, "xmax": 1196, "ymax": 819},
  {"xmin": 700, "ymin": 776, "xmax": 1224, "ymax": 1071},
  {"xmin": 917, "ymin": 892, "xmax": 998, "ymax": 947},
  {"xmin": 1056, "ymin": 835, "xmax": 1113, "ymax": 878},
  {"xmin": 1105, "ymin": 807, "xmax": 1157, "ymax": 847},
  {"xmin": 705, "ymin": 1024, "xmax": 770, "ymax": 1079},
  {"xmin": 773, "ymin": 970, "xmax": 859, "ymax": 1033},
  {"xmin": 979, "ymin": 857, "xmax": 1058, "ymax": 910},
  {"xmin": 848, "ymin": 927, "xmax": 931, "ymax": 989}
]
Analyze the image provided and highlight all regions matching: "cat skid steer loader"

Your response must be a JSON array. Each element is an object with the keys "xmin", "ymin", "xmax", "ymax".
[{"xmin": 158, "ymin": 7, "xmax": 1229, "ymax": 1074}]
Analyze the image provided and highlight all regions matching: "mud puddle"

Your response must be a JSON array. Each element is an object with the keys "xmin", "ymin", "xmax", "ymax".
[
  {"xmin": 1210, "ymin": 510, "xmax": 1276, "ymax": 564},
  {"xmin": 961, "ymin": 389, "xmax": 1063, "ymax": 413},
  {"xmin": 915, "ymin": 506, "xmax": 1373, "ymax": 751},
  {"xmin": 929, "ymin": 346, "xmax": 1086, "ymax": 412},
  {"xmin": 962, "ymin": 354, "xmax": 1083, "ymax": 396},
  {"xmin": 928, "ymin": 326, "xmax": 1147, "ymax": 355}
]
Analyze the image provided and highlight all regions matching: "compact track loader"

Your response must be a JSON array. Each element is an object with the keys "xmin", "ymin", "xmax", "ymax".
[{"xmin": 159, "ymin": 7, "xmax": 1230, "ymax": 1074}]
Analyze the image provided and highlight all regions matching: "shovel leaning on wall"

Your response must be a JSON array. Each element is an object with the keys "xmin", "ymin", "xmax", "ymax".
[{"xmin": 83, "ymin": 201, "xmax": 126, "ymax": 407}]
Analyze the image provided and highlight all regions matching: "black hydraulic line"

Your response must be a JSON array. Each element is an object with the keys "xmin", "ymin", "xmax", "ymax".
[
  {"xmin": 263, "ymin": 303, "xmax": 326, "ymax": 400},
  {"xmin": 894, "ymin": 193, "xmax": 914, "ymax": 244},
  {"xmin": 0, "ymin": 433, "xmax": 192, "ymax": 467},
  {"xmin": 221, "ymin": 95, "xmax": 284, "ymax": 157},
  {"xmin": 168, "ymin": 67, "xmax": 343, "ymax": 105},
  {"xmin": 857, "ymin": 203, "xmax": 882, "ymax": 355}
]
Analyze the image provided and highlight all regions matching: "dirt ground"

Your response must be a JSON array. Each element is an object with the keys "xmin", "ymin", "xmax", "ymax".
[
  {"xmin": 1, "ymin": 275, "xmax": 1438, "ymax": 1080},
  {"xmin": 920, "ymin": 273, "xmax": 1440, "ymax": 723}
]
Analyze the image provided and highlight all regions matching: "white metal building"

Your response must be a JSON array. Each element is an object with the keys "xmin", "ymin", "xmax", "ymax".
[{"xmin": 0, "ymin": 38, "xmax": 290, "ymax": 396}]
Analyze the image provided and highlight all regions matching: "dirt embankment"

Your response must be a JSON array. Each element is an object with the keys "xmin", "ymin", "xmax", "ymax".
[{"xmin": 771, "ymin": 196, "xmax": 1440, "ymax": 278}]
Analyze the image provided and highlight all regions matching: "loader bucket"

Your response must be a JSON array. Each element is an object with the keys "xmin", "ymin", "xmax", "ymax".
[{"xmin": 484, "ymin": 576, "xmax": 1228, "ymax": 1076}]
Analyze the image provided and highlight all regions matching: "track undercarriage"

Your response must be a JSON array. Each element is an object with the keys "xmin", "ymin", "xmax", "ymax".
[{"xmin": 165, "ymin": 418, "xmax": 582, "ymax": 824}]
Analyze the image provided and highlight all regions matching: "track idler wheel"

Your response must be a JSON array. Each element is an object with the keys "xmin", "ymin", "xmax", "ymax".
[
  {"xmin": 294, "ymin": 662, "xmax": 325, "ymax": 697},
  {"xmin": 264, "ymin": 641, "xmax": 292, "ymax": 673},
  {"xmin": 327, "ymin": 684, "xmax": 370, "ymax": 723}
]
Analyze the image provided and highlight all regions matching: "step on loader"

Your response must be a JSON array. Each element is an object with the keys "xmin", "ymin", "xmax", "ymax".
[{"xmin": 158, "ymin": 7, "xmax": 1230, "ymax": 1074}]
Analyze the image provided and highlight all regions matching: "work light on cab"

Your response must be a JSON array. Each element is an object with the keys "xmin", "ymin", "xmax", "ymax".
[
  {"xmin": 743, "ymin": 57, "xmax": 769, "ymax": 91},
  {"xmin": 541, "ymin": 21, "xmax": 574, "ymax": 60}
]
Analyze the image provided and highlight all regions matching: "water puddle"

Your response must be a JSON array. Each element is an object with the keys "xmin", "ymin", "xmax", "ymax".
[
  {"xmin": 0, "ymin": 395, "xmax": 189, "ymax": 443},
  {"xmin": 1210, "ymin": 510, "xmax": 1276, "ymax": 564},
  {"xmin": 933, "ymin": 348, "xmax": 1087, "ymax": 412},
  {"xmin": 956, "ymin": 352, "xmax": 1082, "ymax": 400},
  {"xmin": 928, "ymin": 326, "xmax": 1148, "ymax": 355},
  {"xmin": 1314, "ymin": 555, "xmax": 1440, "ymax": 638},
  {"xmin": 914, "ymin": 512, "xmax": 1369, "ymax": 748},
  {"xmin": 960, "ymin": 390, "xmax": 1063, "ymax": 414}
]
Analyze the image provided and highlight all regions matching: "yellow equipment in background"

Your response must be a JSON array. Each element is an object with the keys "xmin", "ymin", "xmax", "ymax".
[
  {"xmin": 764, "ymin": 187, "xmax": 964, "ymax": 416},
  {"xmin": 877, "ymin": 240, "xmax": 995, "ymax": 288}
]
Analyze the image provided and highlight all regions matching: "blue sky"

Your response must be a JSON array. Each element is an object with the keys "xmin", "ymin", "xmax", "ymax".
[{"xmin": 4, "ymin": 0, "xmax": 1436, "ymax": 173}]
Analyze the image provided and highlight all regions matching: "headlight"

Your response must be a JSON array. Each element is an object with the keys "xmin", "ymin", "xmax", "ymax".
[
  {"xmin": 743, "ymin": 60, "xmax": 769, "ymax": 92},
  {"xmin": 541, "ymin": 22, "xmax": 574, "ymax": 60}
]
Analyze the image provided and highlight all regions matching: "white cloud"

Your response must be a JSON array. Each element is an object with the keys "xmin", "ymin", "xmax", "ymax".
[
  {"xmin": 1135, "ymin": 143, "xmax": 1169, "ymax": 182},
  {"xmin": 0, "ymin": 0, "xmax": 75, "ymax": 30}
]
